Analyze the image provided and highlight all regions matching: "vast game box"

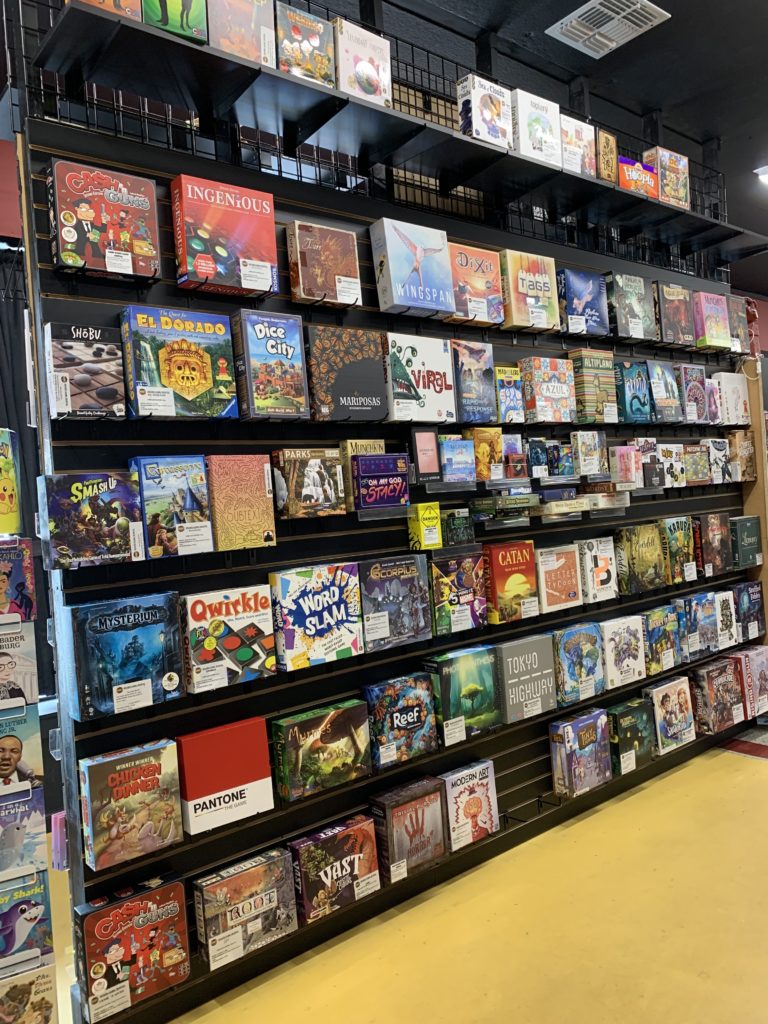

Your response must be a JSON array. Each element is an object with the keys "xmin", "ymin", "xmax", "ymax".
[
  {"xmin": 351, "ymin": 453, "xmax": 410, "ymax": 511},
  {"xmin": 518, "ymin": 356, "xmax": 576, "ymax": 423},
  {"xmin": 276, "ymin": 3, "xmax": 335, "ymax": 86},
  {"xmin": 0, "ymin": 538, "xmax": 35, "ymax": 621},
  {"xmin": 370, "ymin": 778, "xmax": 446, "ymax": 883},
  {"xmin": 207, "ymin": 0, "xmax": 275, "ymax": 64},
  {"xmin": 424, "ymin": 644, "xmax": 502, "ymax": 743},
  {"xmin": 131, "ymin": 455, "xmax": 213, "ymax": 558},
  {"xmin": 122, "ymin": 306, "xmax": 237, "ymax": 419},
  {"xmin": 508, "ymin": 89, "xmax": 561, "ymax": 168},
  {"xmin": 654, "ymin": 282, "xmax": 694, "ymax": 346},
  {"xmin": 550, "ymin": 709, "xmax": 611, "ymax": 799},
  {"xmin": 363, "ymin": 672, "xmax": 438, "ymax": 769},
  {"xmin": 446, "ymin": 243, "xmax": 504, "ymax": 324},
  {"xmin": 644, "ymin": 676, "xmax": 696, "ymax": 754},
  {"xmin": 600, "ymin": 615, "xmax": 645, "ymax": 690},
  {"xmin": 440, "ymin": 760, "xmax": 500, "ymax": 851},
  {"xmin": 286, "ymin": 221, "xmax": 362, "ymax": 306},
  {"xmin": 553, "ymin": 622, "xmax": 605, "ymax": 706},
  {"xmin": 193, "ymin": 848, "xmax": 297, "ymax": 969},
  {"xmin": 79, "ymin": 739, "xmax": 182, "ymax": 871},
  {"xmin": 606, "ymin": 272, "xmax": 657, "ymax": 340},
  {"xmin": 557, "ymin": 268, "xmax": 609, "ymax": 337},
  {"xmin": 333, "ymin": 18, "xmax": 392, "ymax": 106},
  {"xmin": 560, "ymin": 114, "xmax": 596, "ymax": 177},
  {"xmin": 359, "ymin": 554, "xmax": 430, "ymax": 653},
  {"xmin": 272, "ymin": 700, "xmax": 371, "ymax": 802},
  {"xmin": 451, "ymin": 338, "xmax": 496, "ymax": 423},
  {"xmin": 230, "ymin": 310, "xmax": 310, "ymax": 420},
  {"xmin": 272, "ymin": 447, "xmax": 345, "ymax": 519},
  {"xmin": 495, "ymin": 633, "xmax": 557, "ymax": 722},
  {"xmin": 45, "ymin": 322, "xmax": 125, "ymax": 418},
  {"xmin": 499, "ymin": 251, "xmax": 558, "ymax": 330},
  {"xmin": 456, "ymin": 74, "xmax": 512, "ymax": 148},
  {"xmin": 483, "ymin": 539, "xmax": 538, "ymax": 623},
  {"xmin": 306, "ymin": 326, "xmax": 387, "ymax": 421},
  {"xmin": 142, "ymin": 0, "xmax": 207, "ymax": 40},
  {"xmin": 370, "ymin": 219, "xmax": 454, "ymax": 316},
  {"xmin": 607, "ymin": 697, "xmax": 654, "ymax": 776},
  {"xmin": 206, "ymin": 454, "xmax": 276, "ymax": 551},
  {"xmin": 383, "ymin": 333, "xmax": 456, "ymax": 422},
  {"xmin": 429, "ymin": 546, "xmax": 486, "ymax": 636},
  {"xmin": 70, "ymin": 592, "xmax": 183, "ymax": 721}
]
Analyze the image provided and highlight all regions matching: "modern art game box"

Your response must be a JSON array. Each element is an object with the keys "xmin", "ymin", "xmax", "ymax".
[{"xmin": 439, "ymin": 759, "xmax": 500, "ymax": 851}]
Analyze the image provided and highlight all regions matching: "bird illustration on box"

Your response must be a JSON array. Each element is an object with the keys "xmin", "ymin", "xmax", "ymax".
[{"xmin": 393, "ymin": 224, "xmax": 445, "ymax": 290}]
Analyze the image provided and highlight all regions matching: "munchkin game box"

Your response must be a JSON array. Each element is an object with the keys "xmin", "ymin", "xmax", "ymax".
[
  {"xmin": 363, "ymin": 672, "xmax": 438, "ymax": 769},
  {"xmin": 230, "ymin": 310, "xmax": 309, "ymax": 420},
  {"xmin": 131, "ymin": 455, "xmax": 213, "ymax": 559}
]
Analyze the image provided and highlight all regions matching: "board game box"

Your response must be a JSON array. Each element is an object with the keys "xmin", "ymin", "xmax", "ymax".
[
  {"xmin": 208, "ymin": 0, "xmax": 275, "ymax": 63},
  {"xmin": 614, "ymin": 360, "xmax": 652, "ymax": 423},
  {"xmin": 557, "ymin": 268, "xmax": 609, "ymax": 337},
  {"xmin": 359, "ymin": 554, "xmax": 430, "ymax": 653},
  {"xmin": 568, "ymin": 347, "xmax": 616, "ymax": 423},
  {"xmin": 333, "ymin": 17, "xmax": 392, "ymax": 105},
  {"xmin": 518, "ymin": 356, "xmax": 576, "ymax": 423},
  {"xmin": 675, "ymin": 364, "xmax": 707, "ymax": 423},
  {"xmin": 143, "ymin": 0, "xmax": 207, "ymax": 39},
  {"xmin": 729, "ymin": 646, "xmax": 768, "ymax": 717},
  {"xmin": 495, "ymin": 633, "xmax": 557, "ymax": 722},
  {"xmin": 644, "ymin": 677, "xmax": 696, "ymax": 754},
  {"xmin": 508, "ymin": 89, "xmax": 561, "ymax": 168},
  {"xmin": 660, "ymin": 515, "xmax": 694, "ymax": 585},
  {"xmin": 553, "ymin": 622, "xmax": 605, "ymax": 706},
  {"xmin": 446, "ymin": 243, "xmax": 504, "ymax": 325},
  {"xmin": 607, "ymin": 697, "xmax": 654, "ymax": 775},
  {"xmin": 451, "ymin": 338, "xmax": 496, "ymax": 423},
  {"xmin": 441, "ymin": 507, "xmax": 475, "ymax": 546},
  {"xmin": 456, "ymin": 74, "xmax": 512, "ymax": 148},
  {"xmin": 656, "ymin": 442, "xmax": 686, "ymax": 488},
  {"xmin": 462, "ymin": 426, "xmax": 502, "ymax": 482},
  {"xmin": 341, "ymin": 439, "xmax": 386, "ymax": 511},
  {"xmin": 121, "ymin": 306, "xmax": 237, "ymax": 418},
  {"xmin": 363, "ymin": 672, "xmax": 438, "ymax": 769},
  {"xmin": 577, "ymin": 537, "xmax": 618, "ymax": 604},
  {"xmin": 79, "ymin": 739, "xmax": 182, "ymax": 871},
  {"xmin": 692, "ymin": 291, "xmax": 731, "ymax": 350},
  {"xmin": 351, "ymin": 453, "xmax": 410, "ymax": 511},
  {"xmin": 727, "ymin": 294, "xmax": 750, "ymax": 353},
  {"xmin": 642, "ymin": 604, "xmax": 682, "ymax": 676},
  {"xmin": 606, "ymin": 272, "xmax": 657, "ymax": 340},
  {"xmin": 683, "ymin": 446, "xmax": 711, "ymax": 491},
  {"xmin": 270, "ymin": 563, "xmax": 363, "ymax": 671},
  {"xmin": 699, "ymin": 512, "xmax": 734, "ymax": 576},
  {"xmin": 45, "ymin": 322, "xmax": 125, "ymax": 418},
  {"xmin": 306, "ymin": 326, "xmax": 387, "ymax": 421},
  {"xmin": 654, "ymin": 282, "xmax": 694, "ymax": 346},
  {"xmin": 646, "ymin": 359, "xmax": 683, "ymax": 423},
  {"xmin": 715, "ymin": 373, "xmax": 750, "ymax": 425},
  {"xmin": 439, "ymin": 437, "xmax": 475, "ymax": 483},
  {"xmin": 0, "ymin": 539, "xmax": 35, "ymax": 622},
  {"xmin": 429, "ymin": 547, "xmax": 486, "ymax": 637},
  {"xmin": 536, "ymin": 544, "xmax": 582, "ymax": 615},
  {"xmin": 131, "ymin": 455, "xmax": 213, "ymax": 558},
  {"xmin": 286, "ymin": 221, "xmax": 361, "ymax": 306},
  {"xmin": 206, "ymin": 454, "xmax": 276, "ymax": 551},
  {"xmin": 273, "ymin": 700, "xmax": 371, "ymax": 802},
  {"xmin": 383, "ymin": 333, "xmax": 456, "ymax": 422},
  {"xmin": 0, "ymin": 964, "xmax": 57, "ymax": 1024},
  {"xmin": 407, "ymin": 502, "xmax": 442, "ymax": 552},
  {"xmin": 47, "ymin": 159, "xmax": 160, "ymax": 276},
  {"xmin": 370, "ymin": 778, "xmax": 446, "ymax": 883},
  {"xmin": 684, "ymin": 591, "xmax": 718, "ymax": 657},
  {"xmin": 570, "ymin": 430, "xmax": 608, "ymax": 476},
  {"xmin": 727, "ymin": 429, "xmax": 756, "ymax": 480},
  {"xmin": 716, "ymin": 590, "xmax": 738, "ymax": 650},
  {"xmin": 499, "ymin": 251, "xmax": 558, "ymax": 330},
  {"xmin": 495, "ymin": 365, "xmax": 524, "ymax": 423},
  {"xmin": 409, "ymin": 427, "xmax": 441, "ymax": 485},
  {"xmin": 707, "ymin": 379, "xmax": 723, "ymax": 424},
  {"xmin": 644, "ymin": 146, "xmax": 690, "ymax": 209},
  {"xmin": 730, "ymin": 515, "xmax": 761, "ymax": 569},
  {"xmin": 600, "ymin": 615, "xmax": 645, "ymax": 690},
  {"xmin": 0, "ymin": 870, "xmax": 53, "ymax": 972},
  {"xmin": 272, "ymin": 447, "xmax": 345, "ymax": 519},
  {"xmin": 71, "ymin": 593, "xmax": 182, "ymax": 721},
  {"xmin": 424, "ymin": 644, "xmax": 501, "ymax": 743},
  {"xmin": 550, "ymin": 709, "xmax": 611, "ymax": 799},
  {"xmin": 596, "ymin": 127, "xmax": 618, "ymax": 183},
  {"xmin": 440, "ymin": 760, "xmax": 500, "ymax": 852},
  {"xmin": 560, "ymin": 114, "xmax": 596, "ymax": 177},
  {"xmin": 483, "ymin": 539, "xmax": 537, "ymax": 623},
  {"xmin": 193, "ymin": 848, "xmax": 296, "ymax": 970},
  {"xmin": 276, "ymin": 2, "xmax": 335, "ymax": 86},
  {"xmin": 370, "ymin": 219, "xmax": 454, "ymax": 316},
  {"xmin": 732, "ymin": 581, "xmax": 765, "ymax": 643},
  {"xmin": 704, "ymin": 438, "xmax": 729, "ymax": 485},
  {"xmin": 618, "ymin": 156, "xmax": 658, "ymax": 198},
  {"xmin": 75, "ymin": 876, "xmax": 188, "ymax": 1023},
  {"xmin": 0, "ymin": 429, "xmax": 19, "ymax": 535},
  {"xmin": 230, "ymin": 310, "xmax": 309, "ymax": 420}
]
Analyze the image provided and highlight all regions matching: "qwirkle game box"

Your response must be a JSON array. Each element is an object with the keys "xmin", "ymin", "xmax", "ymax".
[
  {"xmin": 370, "ymin": 219, "xmax": 455, "ymax": 316},
  {"xmin": 230, "ymin": 310, "xmax": 309, "ymax": 420},
  {"xmin": 208, "ymin": 0, "xmax": 276, "ymax": 65},
  {"xmin": 363, "ymin": 672, "xmax": 438, "ymax": 769},
  {"xmin": 306, "ymin": 326, "xmax": 387, "ymax": 421},
  {"xmin": 359, "ymin": 554, "xmax": 431, "ymax": 653},
  {"xmin": 276, "ymin": 3, "xmax": 335, "ymax": 86},
  {"xmin": 286, "ymin": 221, "xmax": 361, "ymax": 306},
  {"xmin": 171, "ymin": 176, "xmax": 277, "ymax": 295},
  {"xmin": 47, "ymin": 159, "xmax": 160, "ymax": 277},
  {"xmin": 272, "ymin": 447, "xmax": 345, "ymax": 519},
  {"xmin": 45, "ymin": 322, "xmax": 125, "ymax": 418},
  {"xmin": 384, "ymin": 333, "xmax": 456, "ymax": 422},
  {"xmin": 121, "ymin": 306, "xmax": 237, "ymax": 419},
  {"xmin": 131, "ymin": 455, "xmax": 213, "ymax": 559},
  {"xmin": 333, "ymin": 18, "xmax": 392, "ymax": 106}
]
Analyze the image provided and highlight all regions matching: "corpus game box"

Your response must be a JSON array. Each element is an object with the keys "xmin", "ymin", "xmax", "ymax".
[
  {"xmin": 557, "ymin": 268, "xmax": 609, "ymax": 337},
  {"xmin": 306, "ymin": 326, "xmax": 387, "ymax": 421},
  {"xmin": 483, "ymin": 539, "xmax": 538, "ymax": 624},
  {"xmin": 39, "ymin": 471, "xmax": 145, "ymax": 571},
  {"xmin": 143, "ymin": 0, "xmax": 207, "ymax": 40},
  {"xmin": 456, "ymin": 74, "xmax": 512, "ymax": 148},
  {"xmin": 193, "ymin": 849, "xmax": 297, "ymax": 970},
  {"xmin": 270, "ymin": 563, "xmax": 363, "ymax": 672},
  {"xmin": 553, "ymin": 622, "xmax": 605, "ymax": 706},
  {"xmin": 351, "ymin": 454, "xmax": 410, "ymax": 511},
  {"xmin": 363, "ymin": 672, "xmax": 438, "ymax": 769},
  {"xmin": 122, "ymin": 306, "xmax": 237, "ymax": 419},
  {"xmin": 208, "ymin": 0, "xmax": 276, "ymax": 64},
  {"xmin": 644, "ymin": 677, "xmax": 696, "ymax": 754},
  {"xmin": 45, "ymin": 322, "xmax": 125, "ymax": 418},
  {"xmin": 276, "ymin": 3, "xmax": 336, "ymax": 87},
  {"xmin": 333, "ymin": 18, "xmax": 392, "ymax": 106},
  {"xmin": 71, "ymin": 592, "xmax": 183, "ymax": 721},
  {"xmin": 286, "ymin": 221, "xmax": 361, "ymax": 306},
  {"xmin": 272, "ymin": 447, "xmax": 345, "ymax": 519},
  {"xmin": 0, "ymin": 538, "xmax": 35, "ymax": 621},
  {"xmin": 289, "ymin": 815, "xmax": 380, "ymax": 924},
  {"xmin": 370, "ymin": 778, "xmax": 446, "ymax": 883},
  {"xmin": 451, "ymin": 338, "xmax": 496, "ymax": 423},
  {"xmin": 499, "ymin": 250, "xmax": 558, "ymax": 330},
  {"xmin": 607, "ymin": 697, "xmax": 654, "ymax": 776},
  {"xmin": 606, "ymin": 272, "xmax": 657, "ymax": 340},
  {"xmin": 206, "ymin": 454, "xmax": 276, "ymax": 551},
  {"xmin": 383, "ymin": 333, "xmax": 456, "ymax": 422},
  {"xmin": 181, "ymin": 584, "xmax": 275, "ymax": 692},
  {"xmin": 131, "ymin": 455, "xmax": 213, "ymax": 559},
  {"xmin": 230, "ymin": 310, "xmax": 309, "ymax": 420},
  {"xmin": 370, "ymin": 218, "xmax": 454, "ymax": 316},
  {"xmin": 429, "ymin": 546, "xmax": 486, "ymax": 637},
  {"xmin": 692, "ymin": 660, "xmax": 746, "ymax": 734},
  {"xmin": 359, "ymin": 554, "xmax": 431, "ymax": 653},
  {"xmin": 446, "ymin": 242, "xmax": 504, "ymax": 324},
  {"xmin": 272, "ymin": 700, "xmax": 371, "ymax": 802},
  {"xmin": 518, "ymin": 356, "xmax": 576, "ymax": 423},
  {"xmin": 495, "ymin": 633, "xmax": 557, "ymax": 722},
  {"xmin": 75, "ymin": 876, "xmax": 189, "ymax": 1023},
  {"xmin": 440, "ymin": 760, "xmax": 500, "ymax": 852},
  {"xmin": 79, "ymin": 739, "xmax": 182, "ymax": 871},
  {"xmin": 424, "ymin": 644, "xmax": 502, "ymax": 743},
  {"xmin": 550, "ymin": 709, "xmax": 611, "ymax": 799},
  {"xmin": 654, "ymin": 282, "xmax": 695, "ymax": 346},
  {"xmin": 600, "ymin": 615, "xmax": 645, "ymax": 690},
  {"xmin": 47, "ymin": 159, "xmax": 160, "ymax": 277},
  {"xmin": 172, "ymin": 176, "xmax": 277, "ymax": 295}
]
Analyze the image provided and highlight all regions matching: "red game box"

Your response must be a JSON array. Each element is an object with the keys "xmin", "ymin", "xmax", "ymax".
[
  {"xmin": 171, "ymin": 174, "xmax": 278, "ymax": 295},
  {"xmin": 47, "ymin": 159, "xmax": 160, "ymax": 277}
]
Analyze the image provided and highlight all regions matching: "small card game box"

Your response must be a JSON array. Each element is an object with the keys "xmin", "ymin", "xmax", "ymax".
[
  {"xmin": 456, "ymin": 74, "xmax": 512, "ymax": 148},
  {"xmin": 351, "ymin": 453, "xmax": 410, "ymax": 510}
]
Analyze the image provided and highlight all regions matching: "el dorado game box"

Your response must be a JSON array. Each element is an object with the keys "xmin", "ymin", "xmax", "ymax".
[
  {"xmin": 171, "ymin": 176, "xmax": 278, "ymax": 296},
  {"xmin": 47, "ymin": 159, "xmax": 160, "ymax": 277},
  {"xmin": 74, "ymin": 876, "xmax": 189, "ymax": 1023}
]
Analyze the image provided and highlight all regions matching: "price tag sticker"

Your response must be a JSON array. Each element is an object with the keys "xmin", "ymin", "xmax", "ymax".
[
  {"xmin": 686, "ymin": 402, "xmax": 698, "ymax": 423},
  {"xmin": 628, "ymin": 316, "xmax": 644, "ymax": 339},
  {"xmin": 532, "ymin": 465, "xmax": 547, "ymax": 479},
  {"xmin": 529, "ymin": 305, "xmax": 548, "ymax": 328},
  {"xmin": 620, "ymin": 749, "xmax": 636, "ymax": 775},
  {"xmin": 687, "ymin": 633, "xmax": 701, "ymax": 655},
  {"xmin": 490, "ymin": 462, "xmax": 504, "ymax": 481},
  {"xmin": 363, "ymin": 611, "xmax": 390, "ymax": 643},
  {"xmin": 443, "ymin": 716, "xmax": 467, "ymax": 746},
  {"xmin": 602, "ymin": 402, "xmax": 618, "ymax": 423},
  {"xmin": 568, "ymin": 314, "xmax": 586, "ymax": 334},
  {"xmin": 732, "ymin": 703, "xmax": 745, "ymax": 724},
  {"xmin": 335, "ymin": 275, "xmax": 362, "ymax": 305},
  {"xmin": 208, "ymin": 928, "xmax": 245, "ymax": 970},
  {"xmin": 521, "ymin": 597, "xmax": 540, "ymax": 619},
  {"xmin": 378, "ymin": 741, "xmax": 397, "ymax": 766},
  {"xmin": 523, "ymin": 696, "xmax": 542, "ymax": 719},
  {"xmin": 467, "ymin": 297, "xmax": 489, "ymax": 321},
  {"xmin": 756, "ymin": 553, "xmax": 764, "ymax": 566},
  {"xmin": 136, "ymin": 385, "xmax": 177, "ymax": 417},
  {"xmin": 705, "ymin": 563, "xmax": 713, "ymax": 578},
  {"xmin": 662, "ymin": 648, "xmax": 675, "ymax": 670},
  {"xmin": 736, "ymin": 623, "xmax": 744, "ymax": 644},
  {"xmin": 105, "ymin": 249, "xmax": 134, "ymax": 275},
  {"xmin": 579, "ymin": 681, "xmax": 595, "ymax": 701},
  {"xmin": 749, "ymin": 621, "xmax": 759, "ymax": 640},
  {"xmin": 240, "ymin": 259, "xmax": 274, "ymax": 291},
  {"xmin": 389, "ymin": 860, "xmax": 408, "ymax": 883},
  {"xmin": 354, "ymin": 871, "xmax": 381, "ymax": 900},
  {"xmin": 112, "ymin": 678, "xmax": 152, "ymax": 715},
  {"xmin": 684, "ymin": 562, "xmax": 698, "ymax": 582}
]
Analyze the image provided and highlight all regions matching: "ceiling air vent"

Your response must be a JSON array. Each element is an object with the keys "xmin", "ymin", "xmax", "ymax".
[{"xmin": 545, "ymin": 0, "xmax": 670, "ymax": 58}]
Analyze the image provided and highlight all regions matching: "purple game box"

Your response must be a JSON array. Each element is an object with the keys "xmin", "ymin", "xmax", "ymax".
[{"xmin": 352, "ymin": 453, "xmax": 410, "ymax": 510}]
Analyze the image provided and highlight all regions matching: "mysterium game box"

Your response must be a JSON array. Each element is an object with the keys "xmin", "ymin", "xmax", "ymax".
[
  {"xmin": 230, "ymin": 310, "xmax": 310, "ymax": 420},
  {"xmin": 45, "ymin": 322, "xmax": 125, "ymax": 418}
]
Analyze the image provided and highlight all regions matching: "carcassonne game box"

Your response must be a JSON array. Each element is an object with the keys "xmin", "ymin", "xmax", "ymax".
[
  {"xmin": 230, "ymin": 310, "xmax": 309, "ymax": 420},
  {"xmin": 363, "ymin": 673, "xmax": 438, "ymax": 769},
  {"xmin": 131, "ymin": 455, "xmax": 213, "ymax": 559}
]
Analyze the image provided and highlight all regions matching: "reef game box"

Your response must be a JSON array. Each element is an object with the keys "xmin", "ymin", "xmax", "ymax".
[{"xmin": 363, "ymin": 672, "xmax": 438, "ymax": 769}]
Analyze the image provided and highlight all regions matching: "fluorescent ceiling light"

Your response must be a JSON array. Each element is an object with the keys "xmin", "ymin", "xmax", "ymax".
[{"xmin": 754, "ymin": 166, "xmax": 768, "ymax": 185}]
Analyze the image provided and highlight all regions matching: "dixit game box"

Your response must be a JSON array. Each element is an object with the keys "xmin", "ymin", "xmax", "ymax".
[{"xmin": 446, "ymin": 242, "xmax": 504, "ymax": 325}]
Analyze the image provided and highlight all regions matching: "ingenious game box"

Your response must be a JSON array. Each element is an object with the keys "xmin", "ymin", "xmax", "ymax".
[
  {"xmin": 47, "ymin": 159, "xmax": 160, "ymax": 277},
  {"xmin": 206, "ymin": 454, "xmax": 276, "ymax": 551},
  {"xmin": 607, "ymin": 697, "xmax": 654, "ymax": 776},
  {"xmin": 424, "ymin": 644, "xmax": 502, "ymax": 743},
  {"xmin": 70, "ymin": 592, "xmax": 183, "ymax": 721},
  {"xmin": 75, "ymin": 876, "xmax": 189, "ymax": 1023},
  {"xmin": 557, "ymin": 268, "xmax": 609, "ymax": 337},
  {"xmin": 495, "ymin": 633, "xmax": 557, "ymax": 723},
  {"xmin": 370, "ymin": 777, "xmax": 446, "ymax": 883},
  {"xmin": 644, "ymin": 676, "xmax": 696, "ymax": 754},
  {"xmin": 370, "ymin": 218, "xmax": 455, "ymax": 316},
  {"xmin": 306, "ymin": 326, "xmax": 387, "ymax": 421},
  {"xmin": 446, "ymin": 243, "xmax": 504, "ymax": 325},
  {"xmin": 229, "ymin": 309, "xmax": 309, "ymax": 420},
  {"xmin": 553, "ymin": 622, "xmax": 605, "ymax": 706},
  {"xmin": 499, "ymin": 250, "xmax": 558, "ymax": 330},
  {"xmin": 363, "ymin": 672, "xmax": 438, "ymax": 769},
  {"xmin": 333, "ymin": 17, "xmax": 392, "ymax": 105},
  {"xmin": 122, "ymin": 306, "xmax": 237, "ymax": 419},
  {"xmin": 276, "ymin": 3, "xmax": 336, "ymax": 87},
  {"xmin": 383, "ymin": 333, "xmax": 456, "ymax": 422},
  {"xmin": 193, "ymin": 849, "xmax": 296, "ymax": 970},
  {"xmin": 359, "ymin": 554, "xmax": 430, "ymax": 653},
  {"xmin": 131, "ymin": 455, "xmax": 213, "ymax": 559},
  {"xmin": 208, "ymin": 0, "xmax": 276, "ymax": 64},
  {"xmin": 451, "ymin": 338, "xmax": 496, "ymax": 422},
  {"xmin": 286, "ymin": 221, "xmax": 361, "ymax": 306},
  {"xmin": 483, "ymin": 539, "xmax": 538, "ymax": 624},
  {"xmin": 654, "ymin": 282, "xmax": 695, "ymax": 346},
  {"xmin": 429, "ymin": 546, "xmax": 487, "ymax": 637},
  {"xmin": 456, "ymin": 74, "xmax": 512, "ymax": 148},
  {"xmin": 0, "ymin": 538, "xmax": 35, "ymax": 621},
  {"xmin": 606, "ymin": 272, "xmax": 657, "ymax": 341},
  {"xmin": 440, "ymin": 760, "xmax": 500, "ymax": 852},
  {"xmin": 550, "ymin": 709, "xmax": 611, "ymax": 799},
  {"xmin": 45, "ymin": 322, "xmax": 125, "ymax": 418},
  {"xmin": 518, "ymin": 356, "xmax": 576, "ymax": 423}
]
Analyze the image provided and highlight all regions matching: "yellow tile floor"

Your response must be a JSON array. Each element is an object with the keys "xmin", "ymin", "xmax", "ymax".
[{"xmin": 52, "ymin": 747, "xmax": 768, "ymax": 1024}]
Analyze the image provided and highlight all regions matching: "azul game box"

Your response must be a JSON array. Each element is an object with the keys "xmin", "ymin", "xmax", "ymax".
[
  {"xmin": 44, "ymin": 322, "xmax": 125, "ymax": 418},
  {"xmin": 407, "ymin": 502, "xmax": 442, "ymax": 551},
  {"xmin": 536, "ymin": 544, "xmax": 582, "ymax": 615},
  {"xmin": 272, "ymin": 447, "xmax": 345, "ymax": 519},
  {"xmin": 568, "ymin": 348, "xmax": 616, "ymax": 423},
  {"xmin": 289, "ymin": 815, "xmax": 379, "ymax": 925},
  {"xmin": 518, "ymin": 356, "xmax": 576, "ymax": 423},
  {"xmin": 456, "ymin": 74, "xmax": 512, "ymax": 148},
  {"xmin": 131, "ymin": 455, "xmax": 213, "ymax": 559},
  {"xmin": 675, "ymin": 364, "xmax": 707, "ymax": 423},
  {"xmin": 0, "ymin": 964, "xmax": 57, "ymax": 1024},
  {"xmin": 231, "ymin": 310, "xmax": 309, "ymax": 420},
  {"xmin": 553, "ymin": 622, "xmax": 605, "ymax": 706},
  {"xmin": 495, "ymin": 633, "xmax": 557, "ymax": 722},
  {"xmin": 440, "ymin": 760, "xmax": 500, "ymax": 852},
  {"xmin": 577, "ymin": 537, "xmax": 618, "ymax": 604},
  {"xmin": 560, "ymin": 114, "xmax": 596, "ymax": 177},
  {"xmin": 607, "ymin": 697, "xmax": 654, "ymax": 775},
  {"xmin": 276, "ymin": 3, "xmax": 335, "ymax": 86},
  {"xmin": 606, "ymin": 273, "xmax": 657, "ymax": 340},
  {"xmin": 270, "ymin": 563, "xmax": 363, "ymax": 672},
  {"xmin": 79, "ymin": 739, "xmax": 182, "ymax": 871},
  {"xmin": 550, "ymin": 709, "xmax": 611, "ymax": 799},
  {"xmin": 732, "ymin": 581, "xmax": 765, "ymax": 643},
  {"xmin": 47, "ymin": 159, "xmax": 159, "ymax": 277},
  {"xmin": 333, "ymin": 18, "xmax": 392, "ymax": 106},
  {"xmin": 730, "ymin": 515, "xmax": 762, "ymax": 569},
  {"xmin": 596, "ymin": 127, "xmax": 618, "ymax": 183},
  {"xmin": 618, "ymin": 156, "xmax": 658, "ymax": 198},
  {"xmin": 341, "ymin": 439, "xmax": 385, "ymax": 512},
  {"xmin": 171, "ymin": 176, "xmax": 277, "ymax": 295},
  {"xmin": 646, "ymin": 360, "xmax": 683, "ymax": 423},
  {"xmin": 363, "ymin": 673, "xmax": 438, "ymax": 769},
  {"xmin": 642, "ymin": 605, "xmax": 682, "ymax": 676},
  {"xmin": 74, "ymin": 876, "xmax": 188, "ymax": 1023},
  {"xmin": 0, "ymin": 870, "xmax": 53, "ymax": 971},
  {"xmin": 370, "ymin": 778, "xmax": 446, "ymax": 883},
  {"xmin": 193, "ymin": 849, "xmax": 296, "ymax": 970},
  {"xmin": 177, "ymin": 718, "xmax": 272, "ymax": 834},
  {"xmin": 351, "ymin": 454, "xmax": 410, "ymax": 511},
  {"xmin": 508, "ymin": 89, "xmax": 561, "ymax": 168},
  {"xmin": 429, "ymin": 547, "xmax": 486, "ymax": 637},
  {"xmin": 557, "ymin": 268, "xmax": 609, "ymax": 337},
  {"xmin": 601, "ymin": 615, "xmax": 645, "ymax": 690},
  {"xmin": 644, "ymin": 676, "xmax": 696, "ymax": 754},
  {"xmin": 450, "ymin": 338, "xmax": 496, "ymax": 423},
  {"xmin": 692, "ymin": 292, "xmax": 731, "ymax": 351},
  {"xmin": 699, "ymin": 512, "xmax": 734, "ymax": 576},
  {"xmin": 208, "ymin": 0, "xmax": 275, "ymax": 64},
  {"xmin": 661, "ymin": 515, "xmax": 695, "ymax": 585},
  {"xmin": 181, "ymin": 585, "xmax": 275, "ymax": 693},
  {"xmin": 614, "ymin": 361, "xmax": 652, "ymax": 423},
  {"xmin": 122, "ymin": 306, "xmax": 237, "ymax": 419},
  {"xmin": 483, "ymin": 539, "xmax": 538, "ymax": 623},
  {"xmin": 70, "ymin": 593, "xmax": 183, "ymax": 721},
  {"xmin": 691, "ymin": 659, "xmax": 745, "ymax": 735},
  {"xmin": 370, "ymin": 218, "xmax": 454, "ymax": 316},
  {"xmin": 272, "ymin": 700, "xmax": 371, "ymax": 802},
  {"xmin": 499, "ymin": 251, "xmax": 558, "ymax": 330},
  {"xmin": 654, "ymin": 282, "xmax": 695, "ymax": 346},
  {"xmin": 495, "ymin": 365, "xmax": 524, "ymax": 423},
  {"xmin": 383, "ymin": 334, "xmax": 456, "ymax": 422},
  {"xmin": 206, "ymin": 454, "xmax": 276, "ymax": 551},
  {"xmin": 0, "ymin": 539, "xmax": 35, "ymax": 621},
  {"xmin": 286, "ymin": 221, "xmax": 361, "ymax": 306},
  {"xmin": 644, "ymin": 146, "xmax": 690, "ymax": 209},
  {"xmin": 424, "ymin": 644, "xmax": 501, "ymax": 743},
  {"xmin": 142, "ymin": 0, "xmax": 207, "ymax": 40},
  {"xmin": 447, "ymin": 243, "xmax": 504, "ymax": 325},
  {"xmin": 359, "ymin": 554, "xmax": 431, "ymax": 653},
  {"xmin": 306, "ymin": 326, "xmax": 387, "ymax": 421},
  {"xmin": 728, "ymin": 294, "xmax": 750, "ymax": 353},
  {"xmin": 38, "ymin": 471, "xmax": 144, "ymax": 571}
]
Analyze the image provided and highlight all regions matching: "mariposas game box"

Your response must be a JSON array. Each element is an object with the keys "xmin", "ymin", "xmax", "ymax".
[
  {"xmin": 495, "ymin": 634, "xmax": 557, "ymax": 722},
  {"xmin": 306, "ymin": 326, "xmax": 387, "ymax": 421},
  {"xmin": 383, "ymin": 333, "xmax": 456, "ymax": 422},
  {"xmin": 131, "ymin": 455, "xmax": 213, "ymax": 559},
  {"xmin": 230, "ymin": 310, "xmax": 310, "ymax": 420},
  {"xmin": 440, "ymin": 760, "xmax": 500, "ymax": 851},
  {"xmin": 206, "ymin": 454, "xmax": 276, "ymax": 551},
  {"xmin": 370, "ymin": 218, "xmax": 455, "ymax": 316},
  {"xmin": 363, "ymin": 673, "xmax": 438, "ymax": 769},
  {"xmin": 359, "ymin": 555, "xmax": 431, "ymax": 653}
]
